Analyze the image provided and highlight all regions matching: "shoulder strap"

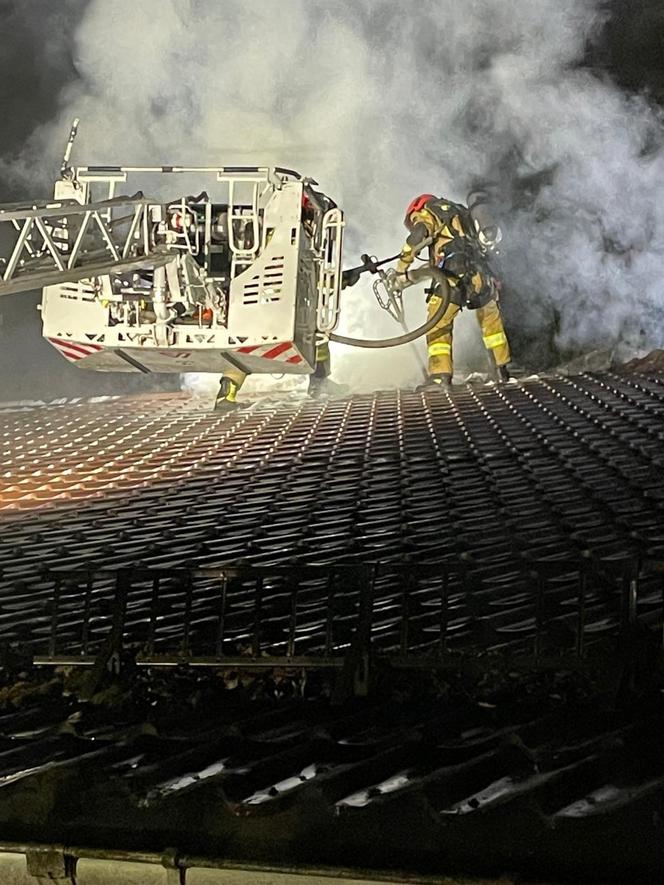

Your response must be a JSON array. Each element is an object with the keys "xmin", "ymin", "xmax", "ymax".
[{"xmin": 426, "ymin": 198, "xmax": 475, "ymax": 239}]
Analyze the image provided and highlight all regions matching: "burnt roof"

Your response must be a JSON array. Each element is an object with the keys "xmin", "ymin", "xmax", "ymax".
[{"xmin": 0, "ymin": 373, "xmax": 663, "ymax": 882}]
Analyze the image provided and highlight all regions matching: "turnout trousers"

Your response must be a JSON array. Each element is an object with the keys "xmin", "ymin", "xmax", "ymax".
[
  {"xmin": 218, "ymin": 341, "xmax": 331, "ymax": 401},
  {"xmin": 426, "ymin": 295, "xmax": 511, "ymax": 377}
]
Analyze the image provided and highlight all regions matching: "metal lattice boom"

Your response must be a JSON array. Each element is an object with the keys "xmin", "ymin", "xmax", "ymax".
[{"xmin": 0, "ymin": 196, "xmax": 168, "ymax": 297}]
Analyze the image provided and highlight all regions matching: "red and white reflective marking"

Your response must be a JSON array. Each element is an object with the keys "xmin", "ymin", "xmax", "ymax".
[
  {"xmin": 47, "ymin": 338, "xmax": 104, "ymax": 362},
  {"xmin": 235, "ymin": 341, "xmax": 303, "ymax": 365}
]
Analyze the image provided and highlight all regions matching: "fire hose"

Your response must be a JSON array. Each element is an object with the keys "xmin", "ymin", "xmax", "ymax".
[{"xmin": 329, "ymin": 265, "xmax": 450, "ymax": 349}]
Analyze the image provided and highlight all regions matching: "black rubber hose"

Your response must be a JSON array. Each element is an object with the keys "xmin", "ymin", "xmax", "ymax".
[{"xmin": 329, "ymin": 267, "xmax": 450, "ymax": 349}]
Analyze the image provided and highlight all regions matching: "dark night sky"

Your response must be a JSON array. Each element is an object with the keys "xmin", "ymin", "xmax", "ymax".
[
  {"xmin": 0, "ymin": 0, "xmax": 663, "ymax": 398},
  {"xmin": 0, "ymin": 0, "xmax": 177, "ymax": 400},
  {"xmin": 593, "ymin": 0, "xmax": 664, "ymax": 101}
]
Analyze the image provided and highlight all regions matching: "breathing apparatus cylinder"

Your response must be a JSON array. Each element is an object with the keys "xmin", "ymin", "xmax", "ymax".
[{"xmin": 467, "ymin": 189, "xmax": 502, "ymax": 253}]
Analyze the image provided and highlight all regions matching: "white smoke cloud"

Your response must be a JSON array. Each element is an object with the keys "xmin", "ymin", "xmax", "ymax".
[{"xmin": 10, "ymin": 0, "xmax": 664, "ymax": 383}]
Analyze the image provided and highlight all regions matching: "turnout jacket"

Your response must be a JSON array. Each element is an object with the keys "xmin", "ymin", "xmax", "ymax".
[{"xmin": 397, "ymin": 198, "xmax": 499, "ymax": 309}]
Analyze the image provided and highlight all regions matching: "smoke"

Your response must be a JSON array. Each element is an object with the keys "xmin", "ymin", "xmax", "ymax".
[
  {"xmin": 0, "ymin": 0, "xmax": 181, "ymax": 400},
  {"xmin": 4, "ymin": 0, "xmax": 664, "ymax": 390}
]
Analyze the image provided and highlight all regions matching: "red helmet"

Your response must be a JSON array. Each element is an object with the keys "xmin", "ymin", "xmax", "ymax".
[{"xmin": 404, "ymin": 193, "xmax": 436, "ymax": 228}]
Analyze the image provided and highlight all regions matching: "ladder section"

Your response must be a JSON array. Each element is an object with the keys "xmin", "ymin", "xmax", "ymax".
[
  {"xmin": 226, "ymin": 179, "xmax": 261, "ymax": 276},
  {"xmin": 0, "ymin": 196, "xmax": 165, "ymax": 297},
  {"xmin": 316, "ymin": 206, "xmax": 344, "ymax": 333}
]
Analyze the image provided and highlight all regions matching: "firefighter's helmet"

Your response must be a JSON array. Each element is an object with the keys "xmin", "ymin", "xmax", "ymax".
[{"xmin": 404, "ymin": 194, "xmax": 436, "ymax": 228}]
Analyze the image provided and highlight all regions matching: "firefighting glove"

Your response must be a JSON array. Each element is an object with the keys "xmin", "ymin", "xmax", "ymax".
[{"xmin": 386, "ymin": 269, "xmax": 407, "ymax": 293}]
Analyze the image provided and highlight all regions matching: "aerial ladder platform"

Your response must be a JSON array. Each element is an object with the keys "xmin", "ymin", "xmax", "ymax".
[
  {"xmin": 0, "ymin": 150, "xmax": 345, "ymax": 378},
  {"xmin": 1, "ymin": 120, "xmax": 465, "ymax": 388}
]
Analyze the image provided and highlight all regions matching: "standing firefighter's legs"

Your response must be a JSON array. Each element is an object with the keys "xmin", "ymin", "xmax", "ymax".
[
  {"xmin": 426, "ymin": 296, "xmax": 461, "ymax": 385},
  {"xmin": 308, "ymin": 341, "xmax": 331, "ymax": 397},
  {"xmin": 215, "ymin": 368, "xmax": 247, "ymax": 410},
  {"xmin": 308, "ymin": 340, "xmax": 347, "ymax": 398},
  {"xmin": 476, "ymin": 299, "xmax": 511, "ymax": 380}
]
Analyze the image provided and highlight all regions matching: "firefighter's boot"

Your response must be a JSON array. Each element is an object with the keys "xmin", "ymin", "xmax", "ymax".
[
  {"xmin": 428, "ymin": 372, "xmax": 452, "ymax": 393},
  {"xmin": 215, "ymin": 376, "xmax": 240, "ymax": 411},
  {"xmin": 308, "ymin": 358, "xmax": 327, "ymax": 399},
  {"xmin": 419, "ymin": 373, "xmax": 452, "ymax": 392},
  {"xmin": 497, "ymin": 364, "xmax": 511, "ymax": 382},
  {"xmin": 308, "ymin": 342, "xmax": 348, "ymax": 399},
  {"xmin": 308, "ymin": 351, "xmax": 346, "ymax": 398},
  {"xmin": 308, "ymin": 375, "xmax": 348, "ymax": 399}
]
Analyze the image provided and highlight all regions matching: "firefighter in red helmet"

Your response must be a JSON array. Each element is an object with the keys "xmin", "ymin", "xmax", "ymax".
[{"xmin": 396, "ymin": 192, "xmax": 511, "ymax": 389}]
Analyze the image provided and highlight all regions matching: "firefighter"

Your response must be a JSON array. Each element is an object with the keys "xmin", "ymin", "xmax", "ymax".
[
  {"xmin": 307, "ymin": 340, "xmax": 334, "ymax": 399},
  {"xmin": 396, "ymin": 193, "xmax": 511, "ymax": 389},
  {"xmin": 214, "ymin": 342, "xmax": 338, "ymax": 409},
  {"xmin": 214, "ymin": 368, "xmax": 247, "ymax": 410}
]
